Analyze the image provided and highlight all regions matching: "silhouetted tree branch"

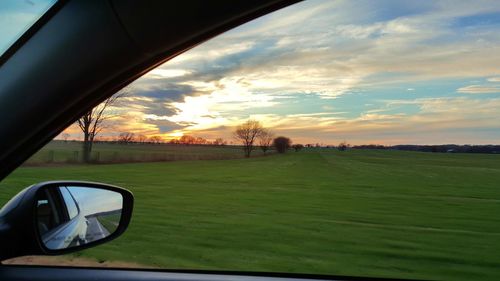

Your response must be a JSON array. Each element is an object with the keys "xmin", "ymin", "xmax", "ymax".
[
  {"xmin": 234, "ymin": 120, "xmax": 264, "ymax": 158},
  {"xmin": 258, "ymin": 129, "xmax": 274, "ymax": 154},
  {"xmin": 77, "ymin": 90, "xmax": 127, "ymax": 162}
]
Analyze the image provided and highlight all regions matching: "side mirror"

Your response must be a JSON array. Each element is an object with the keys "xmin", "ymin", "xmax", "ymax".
[{"xmin": 0, "ymin": 181, "xmax": 133, "ymax": 261}]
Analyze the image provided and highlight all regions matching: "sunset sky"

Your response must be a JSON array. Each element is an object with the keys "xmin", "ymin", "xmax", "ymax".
[{"xmin": 50, "ymin": 0, "xmax": 500, "ymax": 144}]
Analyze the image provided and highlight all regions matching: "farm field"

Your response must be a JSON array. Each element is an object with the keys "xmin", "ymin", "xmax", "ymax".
[
  {"xmin": 25, "ymin": 141, "xmax": 258, "ymax": 164},
  {"xmin": 1, "ymin": 149, "xmax": 500, "ymax": 280}
]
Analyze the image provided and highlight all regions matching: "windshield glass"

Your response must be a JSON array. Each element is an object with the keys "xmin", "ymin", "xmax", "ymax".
[
  {"xmin": 1, "ymin": 0, "xmax": 500, "ymax": 280},
  {"xmin": 0, "ymin": 0, "xmax": 57, "ymax": 56}
]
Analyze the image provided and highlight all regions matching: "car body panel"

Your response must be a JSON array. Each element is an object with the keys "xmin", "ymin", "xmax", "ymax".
[{"xmin": 0, "ymin": 265, "xmax": 406, "ymax": 281}]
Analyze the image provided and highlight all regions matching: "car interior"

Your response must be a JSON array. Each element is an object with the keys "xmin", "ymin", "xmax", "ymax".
[
  {"xmin": 37, "ymin": 189, "xmax": 67, "ymax": 236},
  {"xmin": 1, "ymin": 0, "xmax": 499, "ymax": 280}
]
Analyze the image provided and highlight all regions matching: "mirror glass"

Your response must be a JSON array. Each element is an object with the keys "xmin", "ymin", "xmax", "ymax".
[{"xmin": 36, "ymin": 186, "xmax": 123, "ymax": 250}]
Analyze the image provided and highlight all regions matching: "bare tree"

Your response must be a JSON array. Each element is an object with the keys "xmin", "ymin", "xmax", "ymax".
[
  {"xmin": 61, "ymin": 133, "xmax": 70, "ymax": 142},
  {"xmin": 149, "ymin": 136, "xmax": 162, "ymax": 144},
  {"xmin": 234, "ymin": 120, "xmax": 264, "ymax": 158},
  {"xmin": 168, "ymin": 138, "xmax": 179, "ymax": 144},
  {"xmin": 196, "ymin": 137, "xmax": 207, "ymax": 145},
  {"xmin": 179, "ymin": 135, "xmax": 196, "ymax": 145},
  {"xmin": 258, "ymin": 129, "xmax": 274, "ymax": 154},
  {"xmin": 77, "ymin": 91, "xmax": 126, "ymax": 162},
  {"xmin": 137, "ymin": 134, "xmax": 148, "ymax": 143},
  {"xmin": 118, "ymin": 132, "xmax": 135, "ymax": 143},
  {"xmin": 338, "ymin": 141, "xmax": 350, "ymax": 151},
  {"xmin": 213, "ymin": 138, "xmax": 226, "ymax": 146}
]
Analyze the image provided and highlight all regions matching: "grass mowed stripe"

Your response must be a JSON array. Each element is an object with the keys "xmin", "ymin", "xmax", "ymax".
[{"xmin": 1, "ymin": 150, "xmax": 499, "ymax": 280}]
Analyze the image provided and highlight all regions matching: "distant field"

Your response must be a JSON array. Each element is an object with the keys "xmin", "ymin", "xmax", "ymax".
[
  {"xmin": 25, "ymin": 141, "xmax": 264, "ymax": 164},
  {"xmin": 1, "ymin": 150, "xmax": 500, "ymax": 280}
]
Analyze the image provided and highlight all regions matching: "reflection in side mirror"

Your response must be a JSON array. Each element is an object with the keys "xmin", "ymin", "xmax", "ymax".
[
  {"xmin": 36, "ymin": 186, "xmax": 123, "ymax": 250},
  {"xmin": 0, "ymin": 181, "xmax": 132, "ymax": 261}
]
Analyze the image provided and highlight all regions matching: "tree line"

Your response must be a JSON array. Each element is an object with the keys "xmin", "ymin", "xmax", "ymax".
[
  {"xmin": 233, "ymin": 120, "xmax": 303, "ymax": 157},
  {"xmin": 114, "ymin": 133, "xmax": 227, "ymax": 146},
  {"xmin": 353, "ymin": 144, "xmax": 500, "ymax": 154}
]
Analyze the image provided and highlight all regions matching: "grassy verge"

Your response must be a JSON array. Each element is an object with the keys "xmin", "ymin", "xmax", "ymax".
[{"xmin": 96, "ymin": 214, "xmax": 120, "ymax": 234}]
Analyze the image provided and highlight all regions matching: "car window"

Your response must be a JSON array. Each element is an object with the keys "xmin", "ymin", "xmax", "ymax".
[
  {"xmin": 37, "ymin": 194, "xmax": 57, "ymax": 236},
  {"xmin": 0, "ymin": 0, "xmax": 57, "ymax": 56},
  {"xmin": 60, "ymin": 187, "xmax": 79, "ymax": 220},
  {"xmin": 1, "ymin": 0, "xmax": 500, "ymax": 280}
]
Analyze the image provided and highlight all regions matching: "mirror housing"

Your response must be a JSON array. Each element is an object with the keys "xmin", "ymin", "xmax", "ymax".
[{"xmin": 0, "ymin": 181, "xmax": 133, "ymax": 261}]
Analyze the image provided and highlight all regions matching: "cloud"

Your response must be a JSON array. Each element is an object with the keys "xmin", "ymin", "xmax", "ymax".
[
  {"xmin": 292, "ymin": 97, "xmax": 500, "ymax": 144},
  {"xmin": 113, "ymin": 96, "xmax": 179, "ymax": 117},
  {"xmin": 120, "ymin": 0, "xmax": 500, "ymax": 117},
  {"xmin": 172, "ymin": 0, "xmax": 500, "ymax": 98},
  {"xmin": 146, "ymin": 69, "xmax": 191, "ymax": 79},
  {"xmin": 457, "ymin": 85, "xmax": 500, "ymax": 94},
  {"xmin": 161, "ymin": 96, "xmax": 500, "ymax": 145},
  {"xmin": 128, "ymin": 79, "xmax": 199, "ymax": 101},
  {"xmin": 60, "ymin": 0, "xmax": 500, "ymax": 145}
]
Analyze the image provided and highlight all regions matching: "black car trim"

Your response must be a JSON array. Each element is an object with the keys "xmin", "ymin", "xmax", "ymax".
[{"xmin": 0, "ymin": 264, "xmax": 421, "ymax": 281}]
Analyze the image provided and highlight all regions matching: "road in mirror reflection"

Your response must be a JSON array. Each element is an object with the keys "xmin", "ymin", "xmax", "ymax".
[{"xmin": 36, "ymin": 186, "xmax": 123, "ymax": 250}]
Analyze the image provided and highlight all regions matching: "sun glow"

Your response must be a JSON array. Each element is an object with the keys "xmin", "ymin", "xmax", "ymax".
[{"xmin": 59, "ymin": 0, "xmax": 500, "ymax": 145}]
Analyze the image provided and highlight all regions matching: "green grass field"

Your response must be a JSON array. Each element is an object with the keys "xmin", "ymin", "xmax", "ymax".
[
  {"xmin": 1, "ymin": 149, "xmax": 500, "ymax": 280},
  {"xmin": 96, "ymin": 213, "xmax": 121, "ymax": 234}
]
